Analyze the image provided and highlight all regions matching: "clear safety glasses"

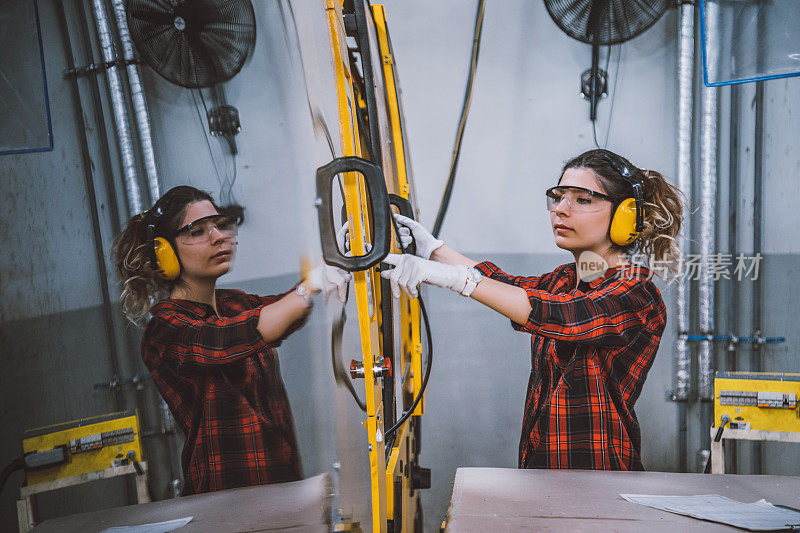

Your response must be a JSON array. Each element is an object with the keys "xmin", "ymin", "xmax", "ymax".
[
  {"xmin": 174, "ymin": 214, "xmax": 238, "ymax": 245},
  {"xmin": 545, "ymin": 186, "xmax": 613, "ymax": 213}
]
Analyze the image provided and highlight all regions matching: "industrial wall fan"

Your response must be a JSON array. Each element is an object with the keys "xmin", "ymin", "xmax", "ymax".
[
  {"xmin": 126, "ymin": 0, "xmax": 256, "ymax": 89},
  {"xmin": 544, "ymin": 0, "xmax": 669, "ymax": 121},
  {"xmin": 126, "ymin": 0, "xmax": 256, "ymax": 212}
]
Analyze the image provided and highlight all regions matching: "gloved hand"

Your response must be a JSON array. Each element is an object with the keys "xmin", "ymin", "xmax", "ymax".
[
  {"xmin": 306, "ymin": 262, "xmax": 351, "ymax": 303},
  {"xmin": 393, "ymin": 214, "xmax": 443, "ymax": 259},
  {"xmin": 338, "ymin": 220, "xmax": 372, "ymax": 256},
  {"xmin": 380, "ymin": 254, "xmax": 467, "ymax": 299}
]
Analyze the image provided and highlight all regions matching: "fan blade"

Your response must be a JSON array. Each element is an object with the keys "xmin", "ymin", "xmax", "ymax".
[
  {"xmin": 127, "ymin": 7, "xmax": 175, "ymax": 27},
  {"xmin": 586, "ymin": 0, "xmax": 609, "ymax": 42},
  {"xmin": 186, "ymin": 30, "xmax": 220, "ymax": 87},
  {"xmin": 137, "ymin": 23, "xmax": 175, "ymax": 46},
  {"xmin": 201, "ymin": 19, "xmax": 255, "ymax": 35}
]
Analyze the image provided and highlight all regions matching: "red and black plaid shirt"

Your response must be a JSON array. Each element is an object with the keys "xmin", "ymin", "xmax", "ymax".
[
  {"xmin": 474, "ymin": 261, "xmax": 666, "ymax": 470},
  {"xmin": 142, "ymin": 288, "xmax": 305, "ymax": 495}
]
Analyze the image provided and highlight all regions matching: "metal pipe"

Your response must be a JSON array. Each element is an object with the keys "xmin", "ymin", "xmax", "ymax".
[
  {"xmin": 91, "ymin": 0, "xmax": 143, "ymax": 215},
  {"xmin": 698, "ymin": 0, "xmax": 719, "ymax": 402},
  {"xmin": 110, "ymin": 0, "xmax": 161, "ymax": 204},
  {"xmin": 75, "ymin": 0, "xmax": 122, "ymax": 235},
  {"xmin": 751, "ymin": 79, "xmax": 764, "ymax": 474},
  {"xmin": 726, "ymin": 62, "xmax": 741, "ymax": 475},
  {"xmin": 749, "ymin": 0, "xmax": 767, "ymax": 477},
  {"xmin": 674, "ymin": 0, "xmax": 694, "ymax": 472},
  {"xmin": 698, "ymin": 0, "xmax": 720, "ymax": 453}
]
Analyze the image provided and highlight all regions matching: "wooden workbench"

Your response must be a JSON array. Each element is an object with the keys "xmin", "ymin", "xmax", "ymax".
[
  {"xmin": 29, "ymin": 474, "xmax": 332, "ymax": 532},
  {"xmin": 444, "ymin": 467, "xmax": 800, "ymax": 532}
]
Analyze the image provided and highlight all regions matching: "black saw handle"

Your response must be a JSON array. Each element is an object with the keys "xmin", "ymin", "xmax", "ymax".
[
  {"xmin": 388, "ymin": 193, "xmax": 416, "ymax": 256},
  {"xmin": 316, "ymin": 157, "xmax": 390, "ymax": 271}
]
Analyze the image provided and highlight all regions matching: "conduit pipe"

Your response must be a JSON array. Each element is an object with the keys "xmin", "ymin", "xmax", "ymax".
[
  {"xmin": 110, "ymin": 0, "xmax": 161, "ymax": 203},
  {"xmin": 91, "ymin": 0, "xmax": 143, "ymax": 215},
  {"xmin": 749, "ymin": 0, "xmax": 767, "ymax": 476},
  {"xmin": 674, "ymin": 0, "xmax": 694, "ymax": 472},
  {"xmin": 726, "ymin": 8, "xmax": 742, "ymax": 469},
  {"xmin": 751, "ymin": 79, "xmax": 765, "ymax": 474},
  {"xmin": 698, "ymin": 0, "xmax": 720, "ymax": 451}
]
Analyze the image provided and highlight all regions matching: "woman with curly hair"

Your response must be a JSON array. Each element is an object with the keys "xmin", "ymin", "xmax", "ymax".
[
  {"xmin": 382, "ymin": 149, "xmax": 683, "ymax": 470},
  {"xmin": 114, "ymin": 185, "xmax": 348, "ymax": 494}
]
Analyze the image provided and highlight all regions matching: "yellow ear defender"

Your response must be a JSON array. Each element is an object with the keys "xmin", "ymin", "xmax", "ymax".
[
  {"xmin": 147, "ymin": 206, "xmax": 181, "ymax": 281},
  {"xmin": 153, "ymin": 236, "xmax": 181, "ymax": 280},
  {"xmin": 610, "ymin": 198, "xmax": 640, "ymax": 246},
  {"xmin": 604, "ymin": 154, "xmax": 645, "ymax": 246}
]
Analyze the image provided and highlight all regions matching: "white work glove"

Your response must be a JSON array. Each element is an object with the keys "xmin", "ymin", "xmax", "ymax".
[
  {"xmin": 380, "ymin": 254, "xmax": 467, "ymax": 299},
  {"xmin": 338, "ymin": 220, "xmax": 372, "ymax": 256},
  {"xmin": 393, "ymin": 214, "xmax": 443, "ymax": 259},
  {"xmin": 306, "ymin": 262, "xmax": 351, "ymax": 303}
]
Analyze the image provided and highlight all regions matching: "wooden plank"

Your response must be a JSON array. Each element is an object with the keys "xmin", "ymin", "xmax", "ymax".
[
  {"xmin": 714, "ymin": 427, "xmax": 800, "ymax": 442},
  {"xmin": 20, "ymin": 462, "xmax": 146, "ymax": 498},
  {"xmin": 17, "ymin": 498, "xmax": 33, "ymax": 533}
]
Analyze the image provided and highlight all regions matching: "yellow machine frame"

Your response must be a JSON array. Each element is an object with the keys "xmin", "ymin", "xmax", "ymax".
[{"xmin": 325, "ymin": 1, "xmax": 424, "ymax": 530}]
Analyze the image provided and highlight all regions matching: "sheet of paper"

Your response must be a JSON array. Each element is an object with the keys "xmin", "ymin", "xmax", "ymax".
[
  {"xmin": 99, "ymin": 516, "xmax": 193, "ymax": 533},
  {"xmin": 620, "ymin": 494, "xmax": 800, "ymax": 531}
]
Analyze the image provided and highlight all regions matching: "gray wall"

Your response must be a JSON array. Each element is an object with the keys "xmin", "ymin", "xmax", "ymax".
[{"xmin": 1, "ymin": 0, "xmax": 798, "ymax": 531}]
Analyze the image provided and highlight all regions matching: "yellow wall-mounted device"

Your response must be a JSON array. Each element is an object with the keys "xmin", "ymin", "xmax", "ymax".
[
  {"xmin": 714, "ymin": 372, "xmax": 800, "ymax": 432},
  {"xmin": 22, "ymin": 410, "xmax": 143, "ymax": 486}
]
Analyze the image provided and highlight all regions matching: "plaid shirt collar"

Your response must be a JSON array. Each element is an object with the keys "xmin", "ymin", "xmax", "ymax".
[
  {"xmin": 150, "ymin": 298, "xmax": 217, "ymax": 319},
  {"xmin": 568, "ymin": 262, "xmax": 652, "ymax": 290}
]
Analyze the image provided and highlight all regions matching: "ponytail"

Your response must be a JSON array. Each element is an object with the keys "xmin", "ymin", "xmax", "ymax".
[{"xmin": 637, "ymin": 169, "xmax": 685, "ymax": 274}]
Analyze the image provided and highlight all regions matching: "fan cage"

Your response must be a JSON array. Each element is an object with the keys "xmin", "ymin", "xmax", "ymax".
[
  {"xmin": 544, "ymin": 0, "xmax": 670, "ymax": 46},
  {"xmin": 126, "ymin": 0, "xmax": 256, "ymax": 89}
]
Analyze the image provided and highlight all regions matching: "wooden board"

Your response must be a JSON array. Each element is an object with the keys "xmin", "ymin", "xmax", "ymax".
[
  {"xmin": 30, "ymin": 474, "xmax": 332, "ymax": 533},
  {"xmin": 444, "ymin": 467, "xmax": 800, "ymax": 532}
]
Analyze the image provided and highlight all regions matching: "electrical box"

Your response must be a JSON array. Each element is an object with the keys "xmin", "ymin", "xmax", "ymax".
[
  {"xmin": 714, "ymin": 372, "xmax": 800, "ymax": 432},
  {"xmin": 22, "ymin": 410, "xmax": 143, "ymax": 486}
]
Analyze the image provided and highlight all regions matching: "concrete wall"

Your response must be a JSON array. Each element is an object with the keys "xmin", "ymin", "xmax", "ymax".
[{"xmin": 1, "ymin": 0, "xmax": 798, "ymax": 531}]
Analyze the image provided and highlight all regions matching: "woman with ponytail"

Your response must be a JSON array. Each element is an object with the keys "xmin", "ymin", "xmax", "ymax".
[
  {"xmin": 114, "ymin": 185, "xmax": 349, "ymax": 494},
  {"xmin": 381, "ymin": 149, "xmax": 683, "ymax": 470}
]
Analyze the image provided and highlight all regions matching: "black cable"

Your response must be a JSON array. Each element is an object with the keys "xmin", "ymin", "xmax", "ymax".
[
  {"xmin": 384, "ymin": 292, "xmax": 432, "ymax": 438},
  {"xmin": 192, "ymin": 88, "xmax": 225, "ymax": 192},
  {"xmin": 431, "ymin": 0, "xmax": 485, "ymax": 238},
  {"xmin": 0, "ymin": 457, "xmax": 25, "ymax": 497}
]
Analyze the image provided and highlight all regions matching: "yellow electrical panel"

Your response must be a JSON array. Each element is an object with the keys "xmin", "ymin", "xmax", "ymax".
[
  {"xmin": 714, "ymin": 372, "xmax": 800, "ymax": 432},
  {"xmin": 22, "ymin": 410, "xmax": 143, "ymax": 486}
]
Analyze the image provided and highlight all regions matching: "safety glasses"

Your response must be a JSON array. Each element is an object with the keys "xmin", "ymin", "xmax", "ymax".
[
  {"xmin": 174, "ymin": 214, "xmax": 238, "ymax": 245},
  {"xmin": 545, "ymin": 186, "xmax": 613, "ymax": 213}
]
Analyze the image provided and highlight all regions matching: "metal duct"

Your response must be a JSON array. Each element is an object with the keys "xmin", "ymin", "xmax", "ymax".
[
  {"xmin": 674, "ymin": 0, "xmax": 694, "ymax": 472},
  {"xmin": 91, "ymin": 0, "xmax": 143, "ymax": 215},
  {"xmin": 698, "ymin": 0, "xmax": 720, "ymax": 403},
  {"xmin": 674, "ymin": 1, "xmax": 694, "ymax": 403},
  {"xmin": 111, "ymin": 0, "xmax": 161, "ymax": 204}
]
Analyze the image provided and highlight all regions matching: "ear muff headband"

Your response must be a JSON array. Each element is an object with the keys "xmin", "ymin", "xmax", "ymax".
[
  {"xmin": 146, "ymin": 206, "xmax": 181, "ymax": 280},
  {"xmin": 603, "ymin": 154, "xmax": 645, "ymax": 246}
]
